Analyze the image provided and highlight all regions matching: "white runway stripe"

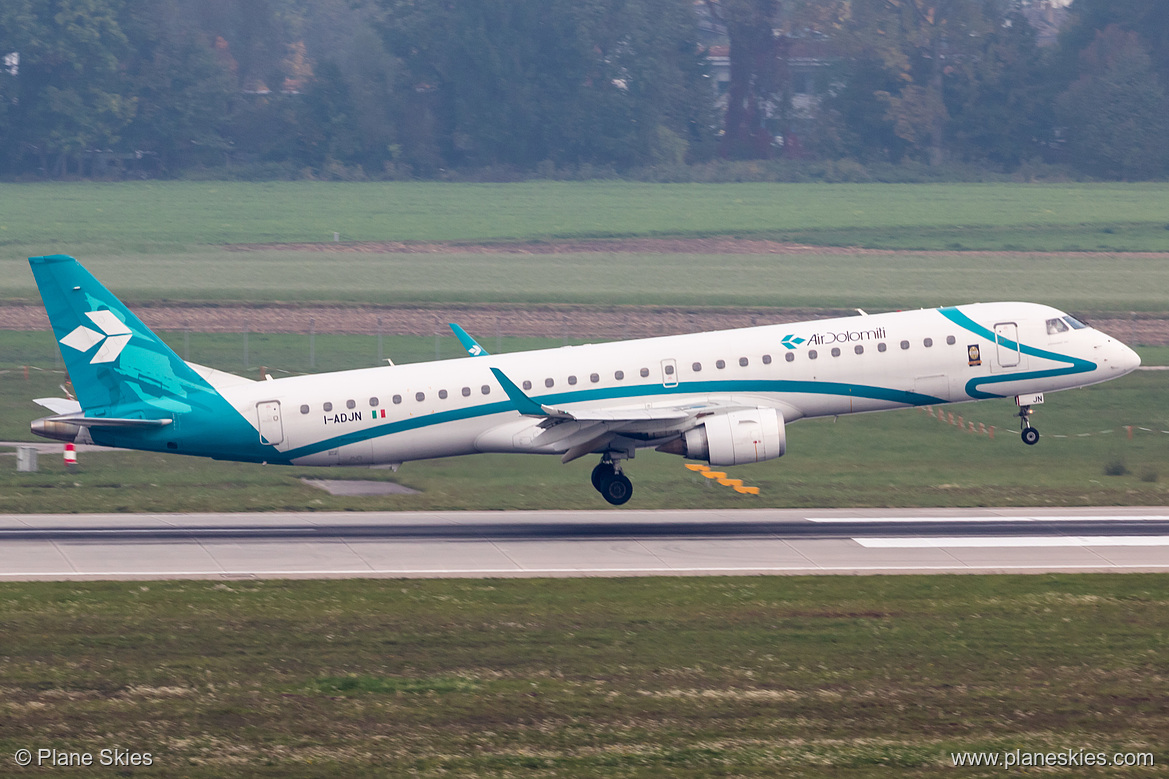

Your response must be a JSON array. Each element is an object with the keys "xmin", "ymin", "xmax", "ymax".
[
  {"xmin": 810, "ymin": 515, "xmax": 1169, "ymax": 523},
  {"xmin": 855, "ymin": 536, "xmax": 1169, "ymax": 548}
]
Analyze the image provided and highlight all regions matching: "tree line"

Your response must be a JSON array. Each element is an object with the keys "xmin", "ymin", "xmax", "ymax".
[{"xmin": 0, "ymin": 0, "xmax": 1166, "ymax": 180}]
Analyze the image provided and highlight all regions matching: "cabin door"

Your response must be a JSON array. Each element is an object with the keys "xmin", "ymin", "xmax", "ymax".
[
  {"xmin": 256, "ymin": 400, "xmax": 284, "ymax": 445},
  {"xmin": 994, "ymin": 322, "xmax": 1021, "ymax": 369}
]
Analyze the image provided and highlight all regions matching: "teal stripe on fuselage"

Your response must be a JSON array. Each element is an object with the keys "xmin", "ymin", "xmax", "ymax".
[
  {"xmin": 938, "ymin": 307, "xmax": 1097, "ymax": 400},
  {"xmin": 280, "ymin": 378, "xmax": 944, "ymax": 461}
]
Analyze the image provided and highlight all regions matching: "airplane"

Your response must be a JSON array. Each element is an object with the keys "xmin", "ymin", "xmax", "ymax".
[{"xmin": 28, "ymin": 254, "xmax": 1141, "ymax": 505}]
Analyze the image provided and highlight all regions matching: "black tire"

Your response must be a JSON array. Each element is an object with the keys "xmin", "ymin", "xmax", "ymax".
[
  {"xmin": 599, "ymin": 472, "xmax": 633, "ymax": 505},
  {"xmin": 1022, "ymin": 427, "xmax": 1040, "ymax": 446},
  {"xmin": 591, "ymin": 461, "xmax": 614, "ymax": 492}
]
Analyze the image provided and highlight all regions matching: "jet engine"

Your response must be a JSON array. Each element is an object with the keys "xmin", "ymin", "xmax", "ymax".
[{"xmin": 664, "ymin": 408, "xmax": 786, "ymax": 466}]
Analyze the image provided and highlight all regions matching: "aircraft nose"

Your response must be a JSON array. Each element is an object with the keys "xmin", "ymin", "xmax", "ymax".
[{"xmin": 1112, "ymin": 341, "xmax": 1141, "ymax": 374}]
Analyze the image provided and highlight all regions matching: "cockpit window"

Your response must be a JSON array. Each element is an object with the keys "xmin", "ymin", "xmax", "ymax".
[
  {"xmin": 1063, "ymin": 315, "xmax": 1089, "ymax": 330},
  {"xmin": 1046, "ymin": 317, "xmax": 1069, "ymax": 335}
]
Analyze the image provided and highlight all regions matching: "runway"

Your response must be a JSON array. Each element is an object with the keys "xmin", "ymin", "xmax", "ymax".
[{"xmin": 1, "ymin": 507, "xmax": 1167, "ymax": 580}]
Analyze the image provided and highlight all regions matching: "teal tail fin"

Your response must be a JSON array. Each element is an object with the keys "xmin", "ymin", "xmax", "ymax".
[{"xmin": 29, "ymin": 254, "xmax": 215, "ymax": 418}]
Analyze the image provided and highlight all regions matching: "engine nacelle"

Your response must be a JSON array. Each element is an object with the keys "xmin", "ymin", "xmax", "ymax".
[{"xmin": 679, "ymin": 408, "xmax": 786, "ymax": 466}]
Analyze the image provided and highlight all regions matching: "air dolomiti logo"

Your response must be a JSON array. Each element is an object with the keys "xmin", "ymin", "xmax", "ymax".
[
  {"xmin": 59, "ymin": 310, "xmax": 133, "ymax": 364},
  {"xmin": 807, "ymin": 326, "xmax": 886, "ymax": 346}
]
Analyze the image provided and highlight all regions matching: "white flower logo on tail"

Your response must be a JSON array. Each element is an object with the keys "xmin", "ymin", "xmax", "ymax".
[{"xmin": 59, "ymin": 310, "xmax": 133, "ymax": 364}]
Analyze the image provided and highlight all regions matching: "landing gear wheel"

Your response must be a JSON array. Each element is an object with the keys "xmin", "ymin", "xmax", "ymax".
[
  {"xmin": 599, "ymin": 472, "xmax": 633, "ymax": 505},
  {"xmin": 1017, "ymin": 404, "xmax": 1039, "ymax": 446},
  {"xmin": 591, "ymin": 461, "xmax": 615, "ymax": 492}
]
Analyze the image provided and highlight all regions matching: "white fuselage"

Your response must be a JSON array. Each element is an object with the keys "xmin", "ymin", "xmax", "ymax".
[{"xmin": 217, "ymin": 302, "xmax": 1140, "ymax": 467}]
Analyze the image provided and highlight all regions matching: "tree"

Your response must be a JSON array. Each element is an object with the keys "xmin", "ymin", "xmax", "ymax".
[
  {"xmin": 702, "ymin": 0, "xmax": 846, "ymax": 160},
  {"xmin": 119, "ymin": 0, "xmax": 235, "ymax": 172},
  {"xmin": 372, "ymin": 0, "xmax": 710, "ymax": 171},
  {"xmin": 845, "ymin": 0, "xmax": 1002, "ymax": 166},
  {"xmin": 1056, "ymin": 25, "xmax": 1169, "ymax": 179},
  {"xmin": 945, "ymin": 10, "xmax": 1054, "ymax": 168},
  {"xmin": 1057, "ymin": 0, "xmax": 1169, "ymax": 91},
  {"xmin": 3, "ymin": 0, "xmax": 136, "ymax": 175}
]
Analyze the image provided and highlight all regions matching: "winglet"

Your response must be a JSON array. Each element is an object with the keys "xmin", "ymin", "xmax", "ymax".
[
  {"xmin": 450, "ymin": 323, "xmax": 490, "ymax": 357},
  {"xmin": 489, "ymin": 367, "xmax": 546, "ymax": 416}
]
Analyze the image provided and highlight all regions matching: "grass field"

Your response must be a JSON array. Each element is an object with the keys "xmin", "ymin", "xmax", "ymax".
[
  {"xmin": 1, "ymin": 575, "xmax": 1165, "ymax": 777},
  {"xmin": 5, "ymin": 247, "xmax": 1169, "ymax": 311},
  {"xmin": 2, "ymin": 181, "xmax": 1169, "ymax": 254},
  {"xmin": 3, "ymin": 330, "xmax": 1167, "ymax": 512}
]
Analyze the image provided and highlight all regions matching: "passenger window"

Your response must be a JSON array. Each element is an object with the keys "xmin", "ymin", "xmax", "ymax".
[
  {"xmin": 438, "ymin": 389, "xmax": 448, "ymax": 399},
  {"xmin": 900, "ymin": 340, "xmax": 910, "ymax": 350},
  {"xmin": 481, "ymin": 385, "xmax": 491, "ymax": 395},
  {"xmin": 393, "ymin": 395, "xmax": 402, "ymax": 404},
  {"xmin": 369, "ymin": 397, "xmax": 379, "ymax": 407},
  {"xmin": 639, "ymin": 367, "xmax": 649, "ymax": 378},
  {"xmin": 522, "ymin": 380, "xmax": 532, "ymax": 390},
  {"xmin": 762, "ymin": 354, "xmax": 772, "ymax": 365},
  {"xmin": 924, "ymin": 338, "xmax": 933, "ymax": 347},
  {"xmin": 784, "ymin": 353, "xmax": 794, "ymax": 363},
  {"xmin": 1047, "ymin": 318, "xmax": 1070, "ymax": 334},
  {"xmin": 462, "ymin": 387, "xmax": 471, "ymax": 397},
  {"xmin": 739, "ymin": 357, "xmax": 748, "ymax": 367},
  {"xmin": 415, "ymin": 392, "xmax": 425, "ymax": 402},
  {"xmin": 323, "ymin": 402, "xmax": 333, "ymax": 412},
  {"xmin": 545, "ymin": 378, "xmax": 554, "ymax": 388},
  {"xmin": 590, "ymin": 373, "xmax": 599, "ymax": 383},
  {"xmin": 877, "ymin": 343, "xmax": 887, "ymax": 353},
  {"xmin": 692, "ymin": 362, "xmax": 702, "ymax": 372},
  {"xmin": 300, "ymin": 404, "xmax": 309, "ymax": 414},
  {"xmin": 946, "ymin": 335, "xmax": 956, "ymax": 345},
  {"xmin": 346, "ymin": 399, "xmax": 356, "ymax": 409},
  {"xmin": 568, "ymin": 375, "xmax": 577, "ymax": 385},
  {"xmin": 664, "ymin": 364, "xmax": 675, "ymax": 375},
  {"xmin": 808, "ymin": 350, "xmax": 818, "ymax": 360},
  {"xmin": 831, "ymin": 347, "xmax": 841, "ymax": 357},
  {"xmin": 615, "ymin": 370, "xmax": 624, "ymax": 380},
  {"xmin": 716, "ymin": 359, "xmax": 726, "ymax": 369},
  {"xmin": 854, "ymin": 345, "xmax": 864, "ymax": 354}
]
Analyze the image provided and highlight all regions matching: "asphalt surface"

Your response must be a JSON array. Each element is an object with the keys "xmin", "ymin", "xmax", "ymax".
[{"xmin": 1, "ymin": 507, "xmax": 1167, "ymax": 580}]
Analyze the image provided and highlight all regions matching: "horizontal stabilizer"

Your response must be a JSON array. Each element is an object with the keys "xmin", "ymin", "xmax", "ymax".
[
  {"xmin": 44, "ymin": 414, "xmax": 172, "ymax": 428},
  {"xmin": 34, "ymin": 397, "xmax": 83, "ymax": 415}
]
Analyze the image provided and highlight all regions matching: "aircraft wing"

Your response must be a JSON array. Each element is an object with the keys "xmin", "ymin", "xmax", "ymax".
[
  {"xmin": 490, "ymin": 367, "xmax": 689, "ymax": 423},
  {"xmin": 489, "ymin": 367, "xmax": 784, "ymax": 463}
]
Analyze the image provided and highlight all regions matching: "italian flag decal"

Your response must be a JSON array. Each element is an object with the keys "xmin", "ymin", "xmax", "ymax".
[{"xmin": 372, "ymin": 409, "xmax": 386, "ymax": 423}]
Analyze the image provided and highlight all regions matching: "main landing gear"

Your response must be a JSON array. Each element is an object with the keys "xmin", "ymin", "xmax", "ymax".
[
  {"xmin": 1019, "ymin": 405, "xmax": 1040, "ymax": 446},
  {"xmin": 592, "ymin": 456, "xmax": 633, "ymax": 505}
]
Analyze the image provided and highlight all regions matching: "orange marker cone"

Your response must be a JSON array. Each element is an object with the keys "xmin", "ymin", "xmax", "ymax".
[{"xmin": 64, "ymin": 442, "xmax": 78, "ymax": 472}]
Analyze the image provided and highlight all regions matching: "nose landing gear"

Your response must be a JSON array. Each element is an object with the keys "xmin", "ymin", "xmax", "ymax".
[
  {"xmin": 1018, "ymin": 405, "xmax": 1039, "ymax": 445},
  {"xmin": 1014, "ymin": 393, "xmax": 1044, "ymax": 445},
  {"xmin": 592, "ymin": 456, "xmax": 633, "ymax": 505}
]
